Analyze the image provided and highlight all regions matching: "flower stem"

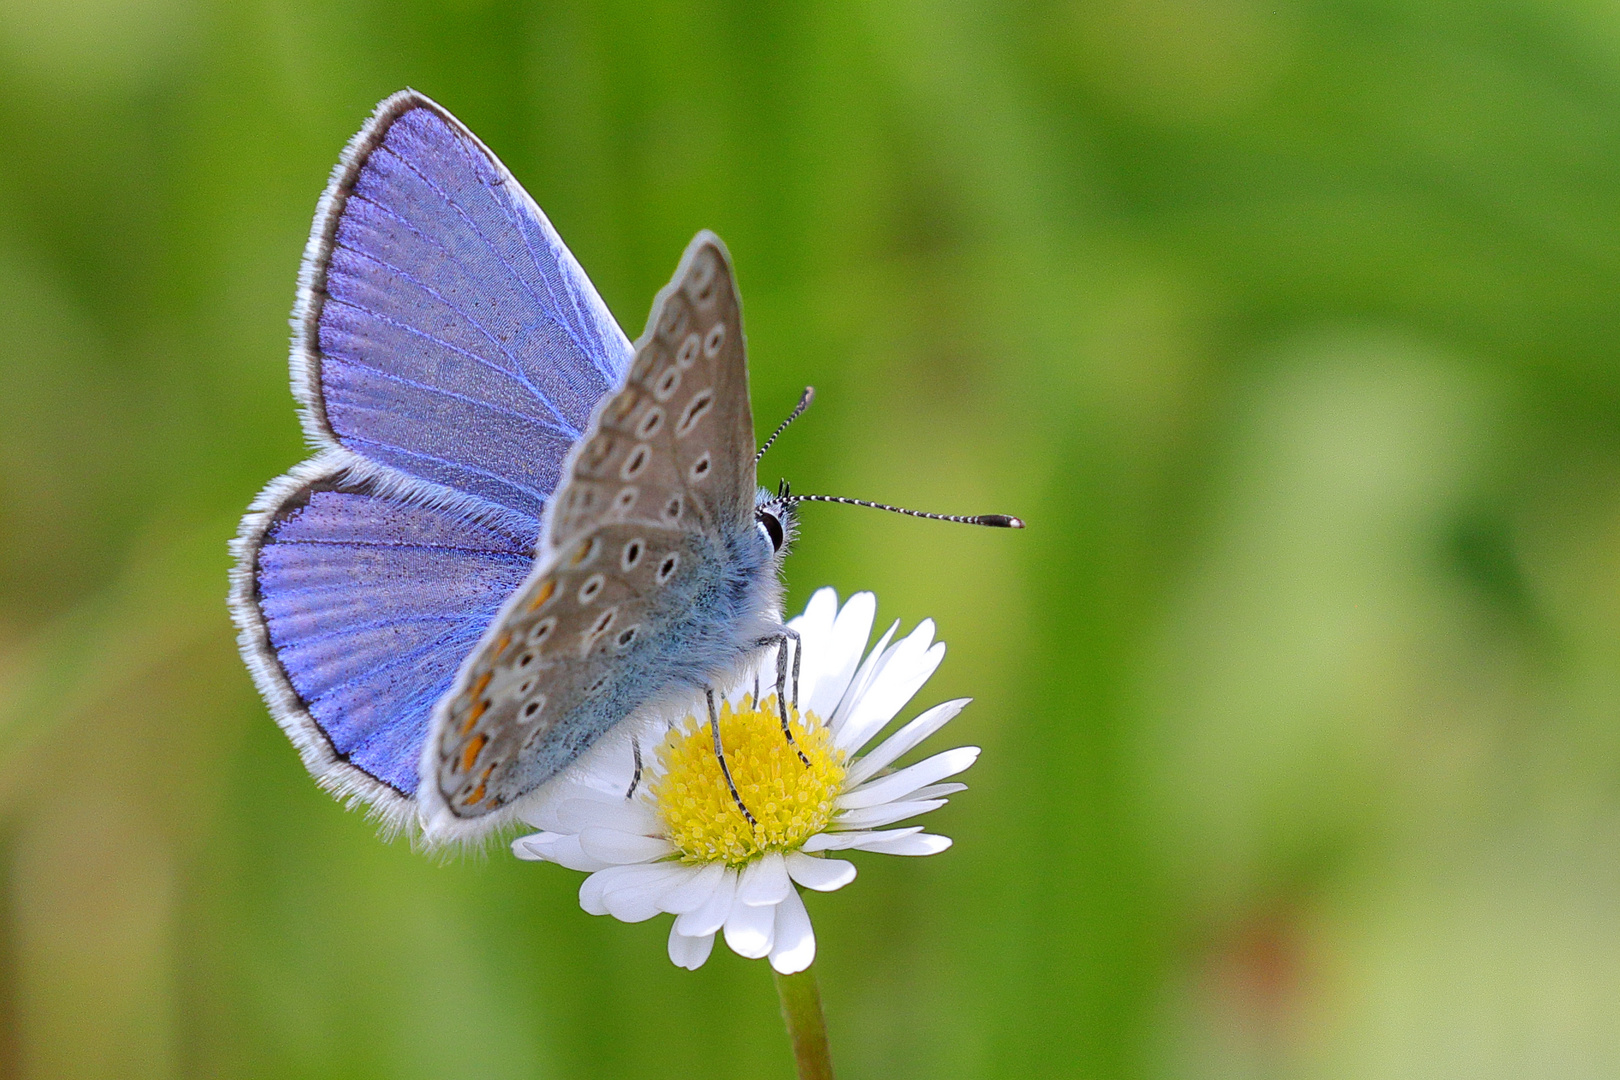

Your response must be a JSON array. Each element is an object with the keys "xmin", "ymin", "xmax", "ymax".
[{"xmin": 773, "ymin": 963, "xmax": 835, "ymax": 1080}]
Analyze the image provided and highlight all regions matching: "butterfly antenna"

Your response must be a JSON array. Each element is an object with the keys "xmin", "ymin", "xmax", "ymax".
[
  {"xmin": 755, "ymin": 386, "xmax": 816, "ymax": 464},
  {"xmin": 783, "ymin": 493, "xmax": 1025, "ymax": 529}
]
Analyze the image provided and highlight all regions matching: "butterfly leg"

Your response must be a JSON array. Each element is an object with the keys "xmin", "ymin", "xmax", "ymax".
[
  {"xmin": 760, "ymin": 628, "xmax": 811, "ymax": 767},
  {"xmin": 708, "ymin": 688, "xmax": 756, "ymax": 827},
  {"xmin": 624, "ymin": 735, "xmax": 643, "ymax": 800}
]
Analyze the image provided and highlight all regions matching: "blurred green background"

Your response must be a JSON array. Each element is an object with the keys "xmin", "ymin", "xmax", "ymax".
[{"xmin": 3, "ymin": 0, "xmax": 1620, "ymax": 1076}]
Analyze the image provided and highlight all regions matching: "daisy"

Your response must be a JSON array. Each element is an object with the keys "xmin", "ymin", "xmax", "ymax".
[{"xmin": 511, "ymin": 588, "xmax": 978, "ymax": 974}]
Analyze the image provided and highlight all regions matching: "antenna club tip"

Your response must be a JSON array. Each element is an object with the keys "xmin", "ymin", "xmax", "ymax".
[{"xmin": 974, "ymin": 514, "xmax": 1025, "ymax": 528}]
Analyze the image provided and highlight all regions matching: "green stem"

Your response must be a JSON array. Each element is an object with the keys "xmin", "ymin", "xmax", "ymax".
[{"xmin": 773, "ymin": 962, "xmax": 835, "ymax": 1080}]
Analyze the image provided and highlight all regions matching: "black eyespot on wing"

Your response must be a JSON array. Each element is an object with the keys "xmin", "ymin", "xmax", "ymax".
[{"xmin": 622, "ymin": 444, "xmax": 650, "ymax": 480}]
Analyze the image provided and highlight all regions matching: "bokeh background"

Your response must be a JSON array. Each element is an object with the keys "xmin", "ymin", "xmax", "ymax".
[{"xmin": 3, "ymin": 0, "xmax": 1620, "ymax": 1076}]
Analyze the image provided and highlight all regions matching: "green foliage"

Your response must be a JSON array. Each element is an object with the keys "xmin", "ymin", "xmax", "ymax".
[{"xmin": 3, "ymin": 1, "xmax": 1620, "ymax": 1076}]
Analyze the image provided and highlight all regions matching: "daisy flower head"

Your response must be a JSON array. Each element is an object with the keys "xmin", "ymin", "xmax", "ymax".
[{"xmin": 512, "ymin": 588, "xmax": 978, "ymax": 974}]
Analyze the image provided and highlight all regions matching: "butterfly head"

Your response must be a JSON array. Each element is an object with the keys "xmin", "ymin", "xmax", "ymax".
[{"xmin": 755, "ymin": 482, "xmax": 798, "ymax": 560}]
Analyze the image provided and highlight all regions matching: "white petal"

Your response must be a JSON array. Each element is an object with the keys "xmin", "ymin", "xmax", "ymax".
[
  {"xmin": 668, "ymin": 926, "xmax": 716, "ymax": 970},
  {"xmin": 804, "ymin": 592, "xmax": 875, "ymax": 718},
  {"xmin": 737, "ymin": 851, "xmax": 792, "ymax": 907},
  {"xmin": 518, "ymin": 783, "xmax": 595, "ymax": 830},
  {"xmin": 674, "ymin": 868, "xmax": 738, "ymax": 937},
  {"xmin": 834, "ymin": 799, "xmax": 947, "ymax": 829},
  {"xmin": 769, "ymin": 889, "xmax": 816, "ymax": 974},
  {"xmin": 512, "ymin": 832, "xmax": 614, "ymax": 872},
  {"xmin": 579, "ymin": 870, "xmax": 614, "ymax": 915},
  {"xmin": 660, "ymin": 861, "xmax": 727, "ymax": 915},
  {"xmin": 850, "ymin": 832, "xmax": 953, "ymax": 856},
  {"xmin": 556, "ymin": 795, "xmax": 659, "ymax": 835},
  {"xmin": 580, "ymin": 863, "xmax": 667, "ymax": 915},
  {"xmin": 802, "ymin": 827, "xmax": 922, "ymax": 852},
  {"xmin": 788, "ymin": 587, "xmax": 840, "ymax": 699},
  {"xmin": 577, "ymin": 826, "xmax": 675, "ymax": 864},
  {"xmin": 836, "ymin": 637, "xmax": 945, "ymax": 755},
  {"xmin": 839, "ymin": 747, "xmax": 980, "ymax": 809},
  {"xmin": 789, "ymin": 586, "xmax": 839, "ymax": 640},
  {"xmin": 907, "ymin": 782, "xmax": 968, "ymax": 800},
  {"xmin": 512, "ymin": 835, "xmax": 548, "ymax": 861},
  {"xmin": 844, "ymin": 699, "xmax": 969, "ymax": 786},
  {"xmin": 785, "ymin": 851, "xmax": 856, "ymax": 891},
  {"xmin": 723, "ymin": 896, "xmax": 777, "ymax": 959},
  {"xmin": 598, "ymin": 864, "xmax": 689, "ymax": 923},
  {"xmin": 829, "ymin": 619, "xmax": 898, "ymax": 733}
]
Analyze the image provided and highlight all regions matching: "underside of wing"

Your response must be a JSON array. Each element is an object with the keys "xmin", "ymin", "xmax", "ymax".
[
  {"xmin": 420, "ymin": 233, "xmax": 772, "ymax": 838},
  {"xmin": 544, "ymin": 231, "xmax": 757, "ymax": 550},
  {"xmin": 426, "ymin": 519, "xmax": 688, "ymax": 825},
  {"xmin": 294, "ymin": 89, "xmax": 633, "ymax": 529},
  {"xmin": 230, "ymin": 453, "xmax": 533, "ymax": 829}
]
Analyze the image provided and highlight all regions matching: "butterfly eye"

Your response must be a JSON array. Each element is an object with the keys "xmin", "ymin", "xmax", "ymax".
[{"xmin": 757, "ymin": 510, "xmax": 785, "ymax": 552}]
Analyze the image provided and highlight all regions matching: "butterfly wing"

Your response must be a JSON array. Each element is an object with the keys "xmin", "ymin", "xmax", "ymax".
[
  {"xmin": 233, "ymin": 91, "xmax": 634, "ymax": 825},
  {"xmin": 294, "ymin": 90, "xmax": 633, "ymax": 529},
  {"xmin": 230, "ymin": 454, "xmax": 533, "ymax": 829},
  {"xmin": 423, "ymin": 234, "xmax": 763, "ymax": 835}
]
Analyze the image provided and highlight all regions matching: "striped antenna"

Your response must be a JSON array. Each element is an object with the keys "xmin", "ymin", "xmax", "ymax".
[
  {"xmin": 755, "ymin": 386, "xmax": 816, "ymax": 464},
  {"xmin": 783, "ymin": 493, "xmax": 1024, "ymax": 529}
]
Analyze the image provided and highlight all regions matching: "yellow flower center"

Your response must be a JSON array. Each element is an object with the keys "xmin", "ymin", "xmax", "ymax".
[{"xmin": 650, "ymin": 695, "xmax": 846, "ymax": 867}]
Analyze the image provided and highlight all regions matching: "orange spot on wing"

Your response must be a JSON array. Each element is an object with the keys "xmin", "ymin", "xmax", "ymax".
[
  {"xmin": 527, "ymin": 579, "xmax": 556, "ymax": 612},
  {"xmin": 460, "ymin": 734, "xmax": 487, "ymax": 772},
  {"xmin": 459, "ymin": 697, "xmax": 487, "ymax": 736},
  {"xmin": 492, "ymin": 632, "xmax": 511, "ymax": 658},
  {"xmin": 469, "ymin": 766, "xmax": 495, "ymax": 805}
]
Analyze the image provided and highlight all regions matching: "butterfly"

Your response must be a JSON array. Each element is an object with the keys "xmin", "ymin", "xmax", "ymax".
[{"xmin": 230, "ymin": 90, "xmax": 1020, "ymax": 846}]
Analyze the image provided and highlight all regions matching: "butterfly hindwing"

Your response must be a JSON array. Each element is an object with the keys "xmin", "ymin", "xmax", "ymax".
[
  {"xmin": 427, "ymin": 234, "xmax": 761, "ymax": 827},
  {"xmin": 230, "ymin": 454, "xmax": 533, "ymax": 829},
  {"xmin": 429, "ymin": 519, "xmax": 686, "ymax": 816}
]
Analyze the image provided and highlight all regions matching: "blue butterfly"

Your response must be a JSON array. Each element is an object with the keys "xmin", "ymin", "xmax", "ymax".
[{"xmin": 230, "ymin": 90, "xmax": 1019, "ymax": 845}]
